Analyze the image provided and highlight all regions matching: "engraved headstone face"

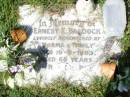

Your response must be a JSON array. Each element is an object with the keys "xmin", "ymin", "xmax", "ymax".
[
  {"xmin": 19, "ymin": 4, "xmax": 122, "ymax": 85},
  {"xmin": 31, "ymin": 19, "xmax": 103, "ymax": 68}
]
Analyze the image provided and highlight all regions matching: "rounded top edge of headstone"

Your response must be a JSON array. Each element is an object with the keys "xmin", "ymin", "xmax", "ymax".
[{"xmin": 104, "ymin": 0, "xmax": 125, "ymax": 5}]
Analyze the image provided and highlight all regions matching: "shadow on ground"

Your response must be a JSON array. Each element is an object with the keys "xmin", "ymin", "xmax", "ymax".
[{"xmin": 104, "ymin": 48, "xmax": 130, "ymax": 97}]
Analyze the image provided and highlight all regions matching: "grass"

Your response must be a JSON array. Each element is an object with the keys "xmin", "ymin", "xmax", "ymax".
[
  {"xmin": 25, "ymin": 0, "xmax": 76, "ymax": 13},
  {"xmin": 0, "ymin": 0, "xmax": 130, "ymax": 97},
  {"xmin": 0, "ymin": 77, "xmax": 110, "ymax": 97},
  {"xmin": 0, "ymin": 0, "xmax": 19, "ymax": 34},
  {"xmin": 94, "ymin": 0, "xmax": 105, "ymax": 6},
  {"xmin": 121, "ymin": 0, "xmax": 130, "ymax": 51}
]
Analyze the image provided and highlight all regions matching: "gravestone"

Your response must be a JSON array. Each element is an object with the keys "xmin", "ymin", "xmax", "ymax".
[
  {"xmin": 103, "ymin": 0, "xmax": 126, "ymax": 38},
  {"xmin": 18, "ymin": 0, "xmax": 126, "ymax": 85}
]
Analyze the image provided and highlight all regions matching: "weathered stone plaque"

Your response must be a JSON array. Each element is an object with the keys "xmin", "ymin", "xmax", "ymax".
[{"xmin": 19, "ymin": 4, "xmax": 122, "ymax": 85}]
